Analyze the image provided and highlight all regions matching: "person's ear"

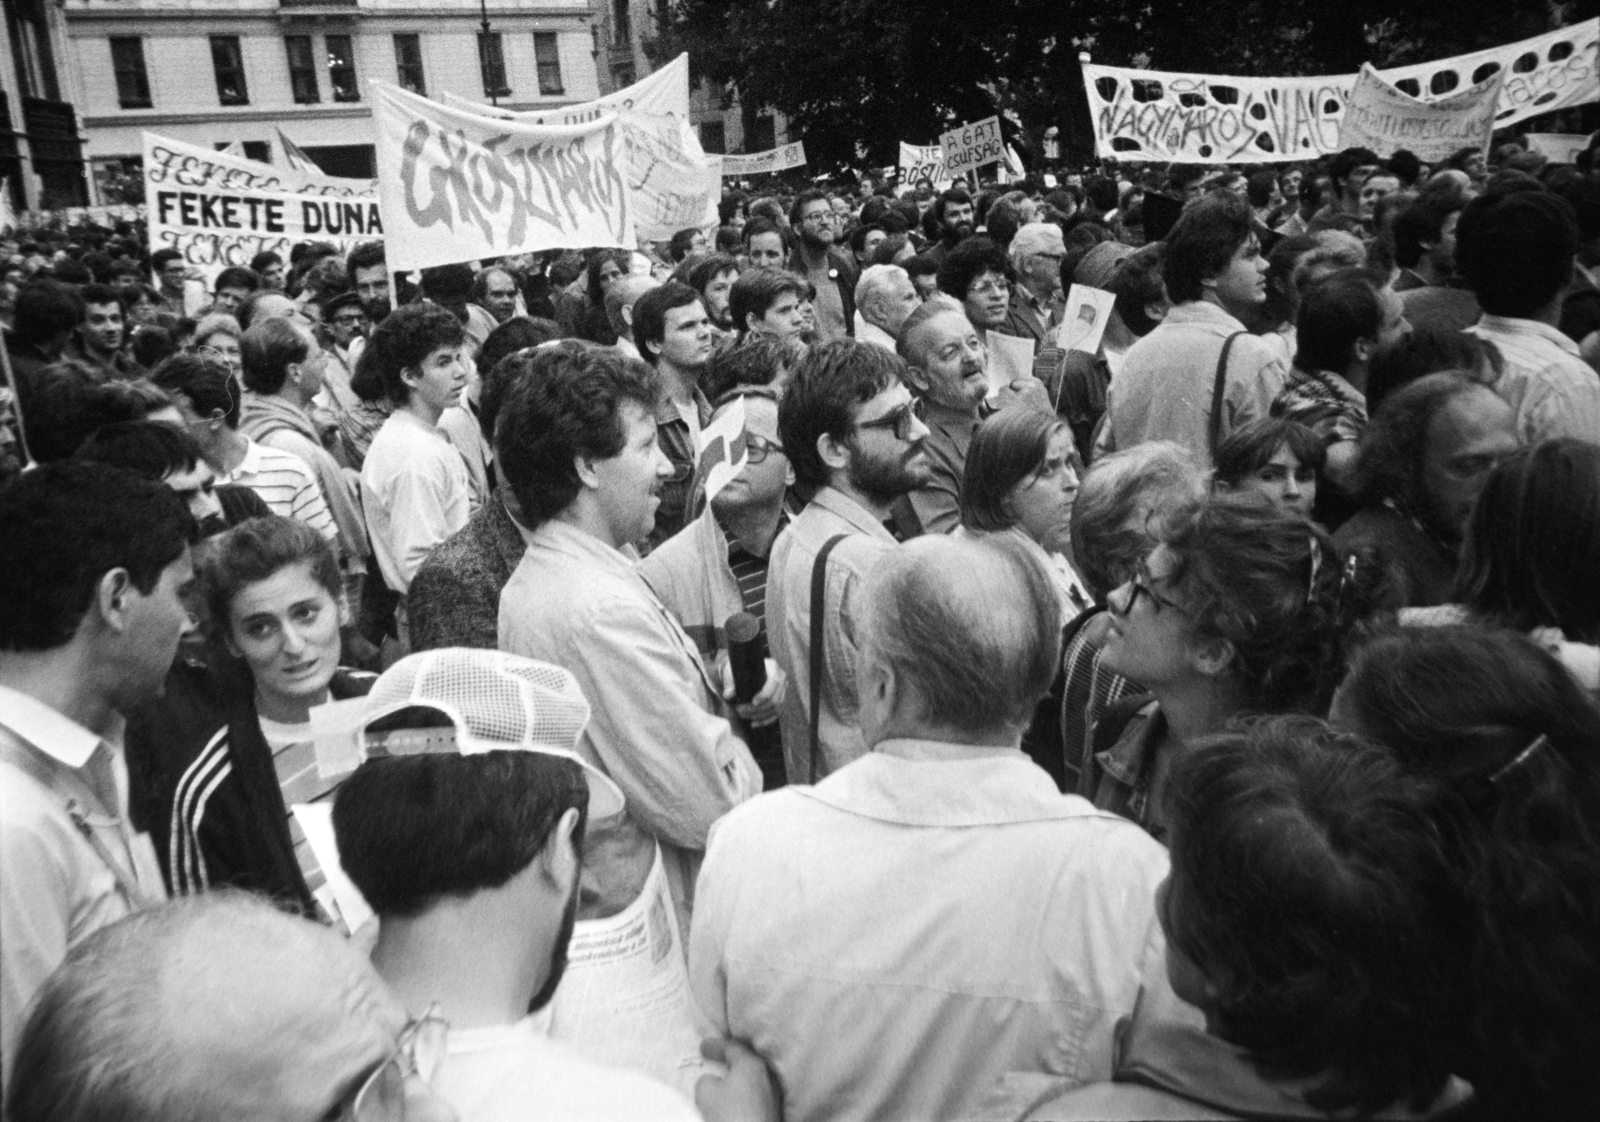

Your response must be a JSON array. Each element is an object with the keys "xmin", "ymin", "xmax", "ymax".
[
  {"xmin": 1353, "ymin": 336, "xmax": 1376, "ymax": 365},
  {"xmin": 540, "ymin": 807, "xmax": 582, "ymax": 894},
  {"xmin": 1188, "ymin": 635, "xmax": 1236, "ymax": 679},
  {"xmin": 400, "ymin": 364, "xmax": 424, "ymax": 393},
  {"xmin": 95, "ymin": 569, "xmax": 135, "ymax": 635},
  {"xmin": 784, "ymin": 459, "xmax": 797, "ymax": 488},
  {"xmin": 817, "ymin": 430, "xmax": 851, "ymax": 473},
  {"xmin": 573, "ymin": 452, "xmax": 603, "ymax": 490},
  {"xmin": 900, "ymin": 364, "xmax": 932, "ymax": 394},
  {"xmin": 744, "ymin": 310, "xmax": 761, "ymax": 335}
]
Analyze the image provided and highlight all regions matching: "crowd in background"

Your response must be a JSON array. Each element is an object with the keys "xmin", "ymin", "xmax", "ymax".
[{"xmin": 1, "ymin": 131, "xmax": 1598, "ymax": 1122}]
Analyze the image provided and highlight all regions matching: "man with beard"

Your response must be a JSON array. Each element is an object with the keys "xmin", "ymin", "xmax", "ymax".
[
  {"xmin": 788, "ymin": 190, "xmax": 859, "ymax": 341},
  {"xmin": 329, "ymin": 648, "xmax": 703, "ymax": 1121},
  {"xmin": 346, "ymin": 241, "xmax": 393, "ymax": 331},
  {"xmin": 689, "ymin": 253, "xmax": 741, "ymax": 339},
  {"xmin": 632, "ymin": 283, "xmax": 716, "ymax": 548},
  {"xmin": 768, "ymin": 340, "xmax": 935, "ymax": 781},
  {"xmin": 924, "ymin": 188, "xmax": 977, "ymax": 269}
]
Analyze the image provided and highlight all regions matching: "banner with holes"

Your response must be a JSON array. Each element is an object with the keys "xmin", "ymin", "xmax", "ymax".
[
  {"xmin": 1082, "ymin": 19, "xmax": 1599, "ymax": 163},
  {"xmin": 1336, "ymin": 64, "xmax": 1504, "ymax": 161}
]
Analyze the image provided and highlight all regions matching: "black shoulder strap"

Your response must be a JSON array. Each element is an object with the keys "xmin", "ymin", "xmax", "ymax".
[
  {"xmin": 808, "ymin": 534, "xmax": 850, "ymax": 783},
  {"xmin": 1208, "ymin": 331, "xmax": 1247, "ymax": 459}
]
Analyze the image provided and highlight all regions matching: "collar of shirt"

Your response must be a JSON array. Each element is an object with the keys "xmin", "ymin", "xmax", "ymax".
[
  {"xmin": 1094, "ymin": 700, "xmax": 1163, "ymax": 791},
  {"xmin": 1475, "ymin": 314, "xmax": 1583, "ymax": 357},
  {"xmin": 0, "ymin": 683, "xmax": 122, "ymax": 770},
  {"xmin": 921, "ymin": 397, "xmax": 982, "ymax": 447},
  {"xmin": 526, "ymin": 516, "xmax": 642, "ymax": 576},
  {"xmin": 654, "ymin": 385, "xmax": 712, "ymax": 427},
  {"xmin": 1163, "ymin": 300, "xmax": 1250, "ymax": 336},
  {"xmin": 809, "ymin": 485, "xmax": 900, "ymax": 541},
  {"xmin": 798, "ymin": 742, "xmax": 1103, "ymax": 827}
]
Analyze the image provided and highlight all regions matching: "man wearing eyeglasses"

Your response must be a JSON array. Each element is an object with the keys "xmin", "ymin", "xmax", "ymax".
[
  {"xmin": 4, "ymin": 895, "xmax": 460, "ymax": 1122},
  {"xmin": 788, "ymin": 188, "xmax": 859, "ymax": 342},
  {"xmin": 768, "ymin": 340, "xmax": 935, "ymax": 781},
  {"xmin": 999, "ymin": 223, "xmax": 1067, "ymax": 347}
]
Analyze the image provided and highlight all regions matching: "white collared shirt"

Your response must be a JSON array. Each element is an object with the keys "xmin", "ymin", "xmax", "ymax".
[
  {"xmin": 1466, "ymin": 314, "xmax": 1600, "ymax": 444},
  {"xmin": 0, "ymin": 685, "xmax": 165, "ymax": 1081}
]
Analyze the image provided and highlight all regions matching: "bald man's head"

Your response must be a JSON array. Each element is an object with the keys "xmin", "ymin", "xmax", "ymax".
[
  {"xmin": 605, "ymin": 274, "xmax": 660, "ymax": 337},
  {"xmin": 7, "ymin": 895, "xmax": 431, "ymax": 1122},
  {"xmin": 860, "ymin": 534, "xmax": 1061, "ymax": 743}
]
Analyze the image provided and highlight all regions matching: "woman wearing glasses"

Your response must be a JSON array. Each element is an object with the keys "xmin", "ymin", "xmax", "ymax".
[{"xmin": 1078, "ymin": 494, "xmax": 1389, "ymax": 839}]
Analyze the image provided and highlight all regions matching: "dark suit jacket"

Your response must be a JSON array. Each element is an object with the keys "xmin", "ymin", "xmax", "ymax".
[
  {"xmin": 407, "ymin": 497, "xmax": 528, "ymax": 651},
  {"xmin": 997, "ymin": 288, "xmax": 1053, "ymax": 348}
]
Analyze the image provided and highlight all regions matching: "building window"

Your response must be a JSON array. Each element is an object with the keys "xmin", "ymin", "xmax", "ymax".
[
  {"xmin": 242, "ymin": 141, "xmax": 270, "ymax": 164},
  {"xmin": 211, "ymin": 36, "xmax": 249, "ymax": 106},
  {"xmin": 699, "ymin": 120, "xmax": 725, "ymax": 154},
  {"xmin": 109, "ymin": 37, "xmax": 151, "ymax": 109},
  {"xmin": 326, "ymin": 34, "xmax": 359, "ymax": 102},
  {"xmin": 533, "ymin": 32, "xmax": 563, "ymax": 95},
  {"xmin": 393, "ymin": 33, "xmax": 425, "ymax": 95},
  {"xmin": 477, "ymin": 32, "xmax": 509, "ymax": 99},
  {"xmin": 285, "ymin": 36, "xmax": 319, "ymax": 104},
  {"xmin": 612, "ymin": 0, "xmax": 631, "ymax": 45}
]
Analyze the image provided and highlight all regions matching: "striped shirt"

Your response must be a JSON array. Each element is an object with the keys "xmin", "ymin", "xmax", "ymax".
[
  {"xmin": 218, "ymin": 438, "xmax": 338, "ymax": 543},
  {"xmin": 258, "ymin": 716, "xmax": 337, "ymax": 898}
]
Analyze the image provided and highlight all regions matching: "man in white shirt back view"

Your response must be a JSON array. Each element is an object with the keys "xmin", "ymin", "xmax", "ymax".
[
  {"xmin": 691, "ymin": 533, "xmax": 1195, "ymax": 1122},
  {"xmin": 1458, "ymin": 185, "xmax": 1600, "ymax": 446}
]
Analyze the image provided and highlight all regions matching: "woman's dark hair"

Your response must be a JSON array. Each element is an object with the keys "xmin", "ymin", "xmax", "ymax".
[
  {"xmin": 350, "ymin": 304, "xmax": 464, "ymax": 405},
  {"xmin": 334, "ymin": 750, "xmax": 588, "ymax": 919},
  {"xmin": 1366, "ymin": 326, "xmax": 1496, "ymax": 415},
  {"xmin": 583, "ymin": 249, "xmax": 631, "ymax": 310},
  {"xmin": 1338, "ymin": 625, "xmax": 1600, "ymax": 1116},
  {"xmin": 197, "ymin": 515, "xmax": 341, "ymax": 643},
  {"xmin": 151, "ymin": 352, "xmax": 242, "ymax": 428},
  {"xmin": 1163, "ymin": 716, "xmax": 1462, "ymax": 1115},
  {"xmin": 1108, "ymin": 243, "xmax": 1167, "ymax": 337},
  {"xmin": 1156, "ymin": 495, "xmax": 1391, "ymax": 713},
  {"xmin": 74, "ymin": 420, "xmax": 203, "ymax": 481},
  {"xmin": 1213, "ymin": 417, "xmax": 1326, "ymax": 486},
  {"xmin": 1294, "ymin": 268, "xmax": 1381, "ymax": 376},
  {"xmin": 960, "ymin": 409, "xmax": 1069, "ymax": 533},
  {"xmin": 1454, "ymin": 440, "xmax": 1600, "ymax": 643},
  {"xmin": 935, "ymin": 235, "xmax": 1010, "ymax": 301},
  {"xmin": 495, "ymin": 343, "xmax": 660, "ymax": 525}
]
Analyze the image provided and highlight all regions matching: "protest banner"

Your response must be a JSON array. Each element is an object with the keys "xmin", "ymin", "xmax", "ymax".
[
  {"xmin": 1526, "ymin": 133, "xmax": 1592, "ymax": 163},
  {"xmin": 941, "ymin": 116, "xmax": 1005, "ymax": 177},
  {"xmin": 144, "ymin": 132, "xmax": 379, "ymax": 279},
  {"xmin": 371, "ymin": 81, "xmax": 634, "ymax": 272},
  {"xmin": 721, "ymin": 141, "xmax": 808, "ymax": 177},
  {"xmin": 440, "ymin": 53, "xmax": 691, "ymax": 126},
  {"xmin": 618, "ymin": 112, "xmax": 722, "ymax": 241},
  {"xmin": 695, "ymin": 396, "xmax": 748, "ymax": 505},
  {"xmin": 1082, "ymin": 18, "xmax": 1600, "ymax": 162},
  {"xmin": 1336, "ymin": 64, "xmax": 1503, "ymax": 161},
  {"xmin": 898, "ymin": 142, "xmax": 949, "ymax": 188},
  {"xmin": 1059, "ymin": 285, "xmax": 1118, "ymax": 355}
]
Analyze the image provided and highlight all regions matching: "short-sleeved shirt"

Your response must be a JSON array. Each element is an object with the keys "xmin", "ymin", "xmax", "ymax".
[{"xmin": 217, "ymin": 437, "xmax": 338, "ymax": 543}]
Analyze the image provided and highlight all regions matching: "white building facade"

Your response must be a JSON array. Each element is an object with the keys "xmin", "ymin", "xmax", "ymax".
[{"xmin": 61, "ymin": 0, "xmax": 605, "ymax": 187}]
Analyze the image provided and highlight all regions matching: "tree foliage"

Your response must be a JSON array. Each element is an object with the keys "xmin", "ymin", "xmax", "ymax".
[{"xmin": 663, "ymin": 0, "xmax": 1597, "ymax": 167}]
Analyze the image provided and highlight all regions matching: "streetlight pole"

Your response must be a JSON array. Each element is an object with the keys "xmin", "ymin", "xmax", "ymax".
[{"xmin": 480, "ymin": 0, "xmax": 497, "ymax": 106}]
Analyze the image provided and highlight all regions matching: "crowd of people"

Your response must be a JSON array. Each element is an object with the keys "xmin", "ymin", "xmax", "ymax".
[{"xmin": 1, "ymin": 133, "xmax": 1598, "ymax": 1121}]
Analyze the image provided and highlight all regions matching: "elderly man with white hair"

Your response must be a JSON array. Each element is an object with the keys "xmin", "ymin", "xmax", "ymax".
[
  {"xmin": 852, "ymin": 264, "xmax": 923, "ymax": 352},
  {"xmin": 999, "ymin": 221, "xmax": 1067, "ymax": 346},
  {"xmin": 690, "ymin": 533, "xmax": 1193, "ymax": 1122}
]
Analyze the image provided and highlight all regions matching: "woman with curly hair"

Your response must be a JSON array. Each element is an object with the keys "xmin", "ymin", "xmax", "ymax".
[
  {"xmin": 1079, "ymin": 493, "xmax": 1390, "ymax": 838},
  {"xmin": 1334, "ymin": 625, "xmax": 1600, "ymax": 1121}
]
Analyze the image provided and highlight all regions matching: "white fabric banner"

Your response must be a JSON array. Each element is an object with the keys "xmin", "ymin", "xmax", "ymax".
[
  {"xmin": 371, "ymin": 81, "xmax": 634, "ymax": 271},
  {"xmin": 898, "ymin": 142, "xmax": 949, "ymax": 187},
  {"xmin": 721, "ymin": 142, "xmax": 807, "ymax": 177},
  {"xmin": 1336, "ymin": 64, "xmax": 1504, "ymax": 161},
  {"xmin": 1083, "ymin": 19, "xmax": 1600, "ymax": 162},
  {"xmin": 439, "ymin": 54, "xmax": 691, "ymax": 126},
  {"xmin": 143, "ymin": 132, "xmax": 378, "ymax": 280},
  {"xmin": 1526, "ymin": 132, "xmax": 1592, "ymax": 163}
]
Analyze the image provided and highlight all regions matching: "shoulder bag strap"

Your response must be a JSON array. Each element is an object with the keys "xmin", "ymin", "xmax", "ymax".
[
  {"xmin": 1208, "ymin": 331, "xmax": 1247, "ymax": 459},
  {"xmin": 808, "ymin": 534, "xmax": 850, "ymax": 783}
]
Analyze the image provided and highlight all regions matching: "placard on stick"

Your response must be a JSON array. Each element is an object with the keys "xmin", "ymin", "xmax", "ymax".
[
  {"xmin": 941, "ymin": 117, "xmax": 1005, "ymax": 179},
  {"xmin": 1058, "ymin": 286, "xmax": 1118, "ymax": 355}
]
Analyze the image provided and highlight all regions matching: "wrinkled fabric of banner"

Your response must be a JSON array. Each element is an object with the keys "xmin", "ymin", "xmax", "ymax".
[{"xmin": 1083, "ymin": 19, "xmax": 1600, "ymax": 162}]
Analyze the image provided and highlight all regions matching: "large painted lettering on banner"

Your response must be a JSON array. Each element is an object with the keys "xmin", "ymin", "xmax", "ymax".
[
  {"xmin": 373, "ymin": 82, "xmax": 633, "ymax": 270},
  {"xmin": 144, "ymin": 133, "xmax": 378, "ymax": 278},
  {"xmin": 941, "ymin": 117, "xmax": 1005, "ymax": 177},
  {"xmin": 1336, "ymin": 65, "xmax": 1504, "ymax": 160},
  {"xmin": 1083, "ymin": 19, "xmax": 1600, "ymax": 162},
  {"xmin": 898, "ymin": 142, "xmax": 949, "ymax": 187}
]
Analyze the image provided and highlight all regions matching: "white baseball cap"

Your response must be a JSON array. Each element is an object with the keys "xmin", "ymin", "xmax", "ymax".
[{"xmin": 352, "ymin": 648, "xmax": 626, "ymax": 820}]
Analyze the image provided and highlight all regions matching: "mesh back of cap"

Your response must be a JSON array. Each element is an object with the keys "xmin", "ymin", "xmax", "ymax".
[{"xmin": 368, "ymin": 648, "xmax": 590, "ymax": 754}]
